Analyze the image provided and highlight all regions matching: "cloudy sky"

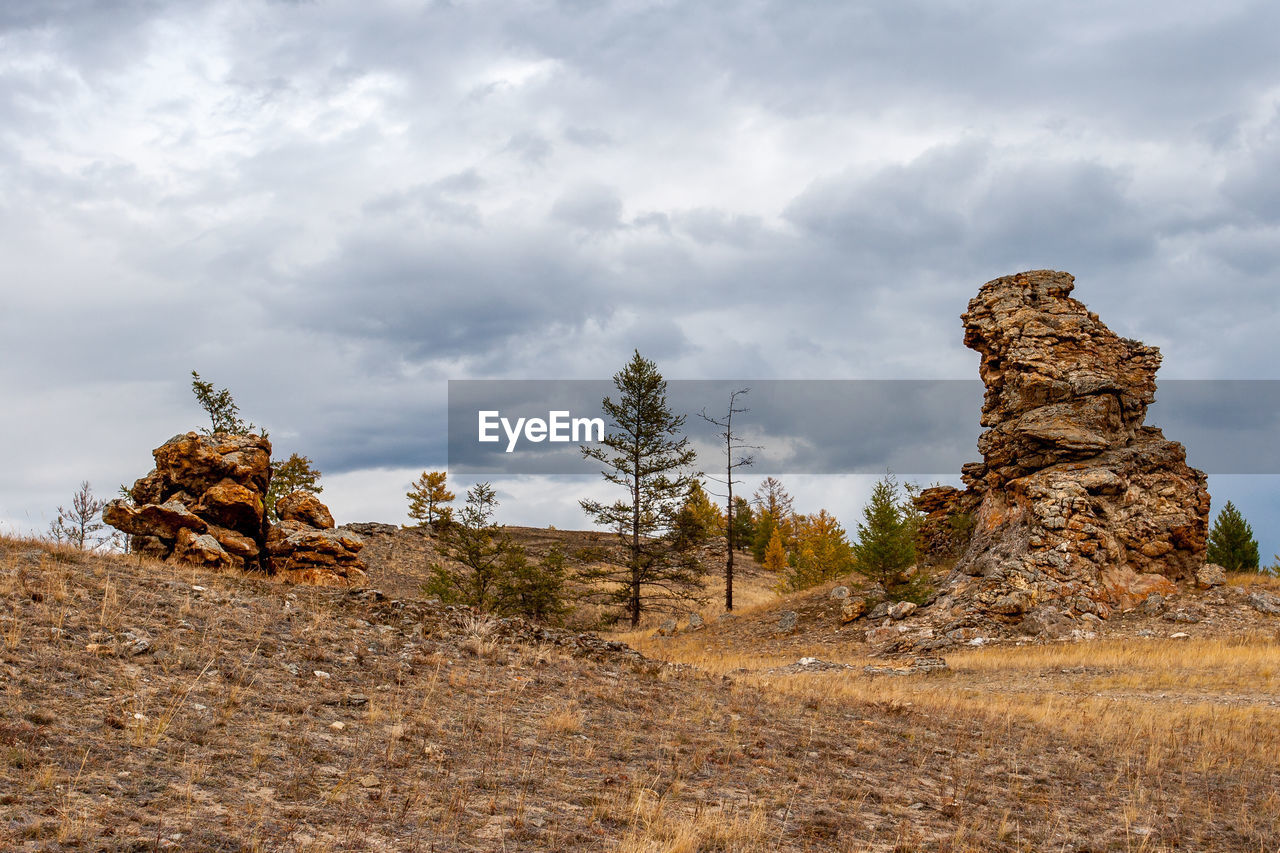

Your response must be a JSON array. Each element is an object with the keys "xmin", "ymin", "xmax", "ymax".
[{"xmin": 2, "ymin": 0, "xmax": 1277, "ymax": 560}]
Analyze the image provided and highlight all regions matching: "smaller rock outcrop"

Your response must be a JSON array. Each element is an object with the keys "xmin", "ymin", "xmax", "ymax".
[
  {"xmin": 267, "ymin": 491, "xmax": 366, "ymax": 586},
  {"xmin": 105, "ymin": 432, "xmax": 271, "ymax": 572},
  {"xmin": 104, "ymin": 432, "xmax": 365, "ymax": 586}
]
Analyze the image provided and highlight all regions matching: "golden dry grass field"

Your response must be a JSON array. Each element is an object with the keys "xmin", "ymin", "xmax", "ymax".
[{"xmin": 2, "ymin": 532, "xmax": 1278, "ymax": 851}]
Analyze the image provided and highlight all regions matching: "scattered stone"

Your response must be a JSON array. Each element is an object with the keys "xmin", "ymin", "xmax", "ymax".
[
  {"xmin": 656, "ymin": 619, "xmax": 678, "ymax": 637},
  {"xmin": 330, "ymin": 722, "xmax": 345, "ymax": 731},
  {"xmin": 121, "ymin": 629, "xmax": 152, "ymax": 656},
  {"xmin": 868, "ymin": 601, "xmax": 892, "ymax": 620},
  {"xmin": 840, "ymin": 598, "xmax": 866, "ymax": 624},
  {"xmin": 686, "ymin": 612, "xmax": 705, "ymax": 631},
  {"xmin": 777, "ymin": 611, "xmax": 798, "ymax": 634},
  {"xmin": 1170, "ymin": 632, "xmax": 1190, "ymax": 640},
  {"xmin": 866, "ymin": 625, "xmax": 906, "ymax": 649},
  {"xmin": 1021, "ymin": 605, "xmax": 1074, "ymax": 639},
  {"xmin": 1162, "ymin": 609, "xmax": 1201, "ymax": 624},
  {"xmin": 1137, "ymin": 593, "xmax": 1166, "ymax": 616},
  {"xmin": 1195, "ymin": 563, "xmax": 1226, "ymax": 589},
  {"xmin": 864, "ymin": 656, "xmax": 948, "ymax": 676},
  {"xmin": 774, "ymin": 657, "xmax": 855, "ymax": 674},
  {"xmin": 829, "ymin": 586, "xmax": 850, "ymax": 600},
  {"xmin": 359, "ymin": 774, "xmax": 380, "ymax": 788},
  {"xmin": 888, "ymin": 601, "xmax": 917, "ymax": 620},
  {"xmin": 1247, "ymin": 591, "xmax": 1280, "ymax": 616},
  {"xmin": 313, "ymin": 670, "xmax": 331, "ymax": 679}
]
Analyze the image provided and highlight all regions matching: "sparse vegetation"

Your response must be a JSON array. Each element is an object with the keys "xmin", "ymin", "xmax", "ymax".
[
  {"xmin": 424, "ymin": 483, "xmax": 570, "ymax": 621},
  {"xmin": 190, "ymin": 370, "xmax": 259, "ymax": 436},
  {"xmin": 46, "ymin": 481, "xmax": 110, "ymax": 552},
  {"xmin": 3, "ymin": 527, "xmax": 1280, "ymax": 851}
]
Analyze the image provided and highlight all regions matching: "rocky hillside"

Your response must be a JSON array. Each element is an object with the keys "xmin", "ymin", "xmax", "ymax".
[{"xmin": 4, "ymin": 537, "xmax": 1279, "ymax": 851}]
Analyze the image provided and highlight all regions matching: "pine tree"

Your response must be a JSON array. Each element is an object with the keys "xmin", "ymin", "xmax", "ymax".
[
  {"xmin": 494, "ymin": 546, "xmax": 570, "ymax": 622},
  {"xmin": 424, "ymin": 483, "xmax": 508, "ymax": 609},
  {"xmin": 1206, "ymin": 501, "xmax": 1260, "ymax": 572},
  {"xmin": 579, "ymin": 350, "xmax": 701, "ymax": 627},
  {"xmin": 407, "ymin": 470, "xmax": 456, "ymax": 527},
  {"xmin": 852, "ymin": 473, "xmax": 917, "ymax": 588},
  {"xmin": 672, "ymin": 480, "xmax": 724, "ymax": 547},
  {"xmin": 190, "ymin": 370, "xmax": 259, "ymax": 435},
  {"xmin": 763, "ymin": 527, "xmax": 788, "ymax": 573},
  {"xmin": 752, "ymin": 508, "xmax": 777, "ymax": 564},
  {"xmin": 751, "ymin": 477, "xmax": 794, "ymax": 562}
]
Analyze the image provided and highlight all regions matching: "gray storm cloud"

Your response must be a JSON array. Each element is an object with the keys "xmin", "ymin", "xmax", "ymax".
[{"xmin": 1, "ymin": 0, "xmax": 1276, "ymax": 558}]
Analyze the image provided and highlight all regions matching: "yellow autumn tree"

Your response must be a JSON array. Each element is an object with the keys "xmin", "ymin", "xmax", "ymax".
[
  {"xmin": 763, "ymin": 527, "xmax": 788, "ymax": 573},
  {"xmin": 407, "ymin": 470, "xmax": 455, "ymax": 526},
  {"xmin": 781, "ymin": 509, "xmax": 855, "ymax": 591}
]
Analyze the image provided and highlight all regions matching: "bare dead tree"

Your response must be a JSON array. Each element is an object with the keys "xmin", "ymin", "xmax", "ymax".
[
  {"xmin": 49, "ymin": 481, "xmax": 109, "ymax": 551},
  {"xmin": 700, "ymin": 388, "xmax": 759, "ymax": 611}
]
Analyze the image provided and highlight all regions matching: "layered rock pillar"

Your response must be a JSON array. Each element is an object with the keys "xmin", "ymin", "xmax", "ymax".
[{"xmin": 931, "ymin": 271, "xmax": 1210, "ymax": 617}]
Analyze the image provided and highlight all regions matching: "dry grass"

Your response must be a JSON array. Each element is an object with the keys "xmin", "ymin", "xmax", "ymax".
[
  {"xmin": 3, "ymin": 532, "xmax": 1280, "ymax": 851},
  {"xmin": 621, "ymin": 616, "xmax": 1280, "ymax": 852}
]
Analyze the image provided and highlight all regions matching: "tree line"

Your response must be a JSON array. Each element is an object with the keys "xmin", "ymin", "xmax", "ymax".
[{"xmin": 45, "ymin": 360, "xmax": 1277, "ymax": 629}]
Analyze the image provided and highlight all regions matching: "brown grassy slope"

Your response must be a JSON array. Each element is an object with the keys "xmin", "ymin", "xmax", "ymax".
[{"xmin": 3, "ymin": 537, "xmax": 1279, "ymax": 851}]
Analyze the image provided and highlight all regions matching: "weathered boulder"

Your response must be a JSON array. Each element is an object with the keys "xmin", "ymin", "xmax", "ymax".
[
  {"xmin": 888, "ymin": 601, "xmax": 917, "ymax": 620},
  {"xmin": 922, "ymin": 271, "xmax": 1210, "ymax": 620},
  {"xmin": 103, "ymin": 499, "xmax": 207, "ymax": 540},
  {"xmin": 276, "ymin": 491, "xmax": 335, "ymax": 529},
  {"xmin": 840, "ymin": 598, "xmax": 866, "ymax": 623},
  {"xmin": 105, "ymin": 432, "xmax": 271, "ymax": 572},
  {"xmin": 104, "ymin": 433, "xmax": 365, "ymax": 586},
  {"xmin": 173, "ymin": 528, "xmax": 236, "ymax": 572},
  {"xmin": 1195, "ymin": 563, "xmax": 1226, "ymax": 589}
]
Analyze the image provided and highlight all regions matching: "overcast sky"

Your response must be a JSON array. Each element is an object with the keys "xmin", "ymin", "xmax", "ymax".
[{"xmin": 2, "ymin": 1, "xmax": 1277, "ymax": 561}]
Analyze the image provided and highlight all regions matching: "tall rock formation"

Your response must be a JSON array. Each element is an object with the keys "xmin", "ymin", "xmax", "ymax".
[{"xmin": 931, "ymin": 271, "xmax": 1210, "ymax": 618}]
